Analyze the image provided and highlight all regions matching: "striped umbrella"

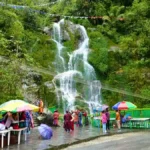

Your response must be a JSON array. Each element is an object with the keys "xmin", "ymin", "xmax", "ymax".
[
  {"xmin": 0, "ymin": 99, "xmax": 39, "ymax": 113},
  {"xmin": 112, "ymin": 101, "xmax": 137, "ymax": 110}
]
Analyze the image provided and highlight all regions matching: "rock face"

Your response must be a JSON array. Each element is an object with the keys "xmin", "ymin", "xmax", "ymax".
[
  {"xmin": 37, "ymin": 113, "xmax": 54, "ymax": 126},
  {"xmin": 22, "ymin": 72, "xmax": 42, "ymax": 103},
  {"xmin": 44, "ymin": 81, "xmax": 54, "ymax": 90},
  {"xmin": 62, "ymin": 30, "xmax": 70, "ymax": 41},
  {"xmin": 43, "ymin": 27, "xmax": 51, "ymax": 36},
  {"xmin": 43, "ymin": 20, "xmax": 82, "ymax": 43}
]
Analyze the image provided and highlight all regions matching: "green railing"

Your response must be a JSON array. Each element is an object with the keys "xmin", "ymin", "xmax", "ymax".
[
  {"xmin": 92, "ymin": 108, "xmax": 150, "ymax": 128},
  {"xmin": 110, "ymin": 108, "xmax": 150, "ymax": 118},
  {"xmin": 48, "ymin": 106, "xmax": 57, "ymax": 113}
]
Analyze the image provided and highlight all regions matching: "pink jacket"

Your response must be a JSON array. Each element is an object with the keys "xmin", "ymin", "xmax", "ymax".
[{"xmin": 102, "ymin": 113, "xmax": 107, "ymax": 123}]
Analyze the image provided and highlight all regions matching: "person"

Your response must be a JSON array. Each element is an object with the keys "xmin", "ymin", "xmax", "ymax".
[
  {"xmin": 19, "ymin": 111, "xmax": 26, "ymax": 128},
  {"xmin": 5, "ymin": 112, "xmax": 14, "ymax": 129},
  {"xmin": 105, "ymin": 108, "xmax": 110, "ymax": 131},
  {"xmin": 25, "ymin": 111, "xmax": 32, "ymax": 134},
  {"xmin": 70, "ymin": 111, "xmax": 74, "ymax": 131},
  {"xmin": 5, "ymin": 112, "xmax": 19, "ymax": 129},
  {"xmin": 83, "ymin": 110, "xmax": 89, "ymax": 126},
  {"xmin": 101, "ymin": 111, "xmax": 107, "ymax": 133},
  {"xmin": 63, "ymin": 111, "xmax": 72, "ymax": 132},
  {"xmin": 78, "ymin": 110, "xmax": 82, "ymax": 127},
  {"xmin": 122, "ymin": 113, "xmax": 132, "ymax": 123},
  {"xmin": 19, "ymin": 112, "xmax": 26, "ymax": 120},
  {"xmin": 29, "ymin": 111, "xmax": 34, "ymax": 128},
  {"xmin": 53, "ymin": 110, "xmax": 60, "ymax": 127},
  {"xmin": 12, "ymin": 113, "xmax": 19, "ymax": 129},
  {"xmin": 116, "ymin": 110, "xmax": 121, "ymax": 130},
  {"xmin": 73, "ymin": 110, "xmax": 79, "ymax": 127},
  {"xmin": 39, "ymin": 99, "xmax": 44, "ymax": 114}
]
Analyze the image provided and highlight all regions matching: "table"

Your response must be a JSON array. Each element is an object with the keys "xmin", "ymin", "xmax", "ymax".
[
  {"xmin": 129, "ymin": 118, "xmax": 150, "ymax": 129},
  {"xmin": 93, "ymin": 117, "xmax": 101, "ymax": 128},
  {"xmin": 0, "ymin": 130, "xmax": 11, "ymax": 148},
  {"xmin": 10, "ymin": 127, "xmax": 27, "ymax": 144}
]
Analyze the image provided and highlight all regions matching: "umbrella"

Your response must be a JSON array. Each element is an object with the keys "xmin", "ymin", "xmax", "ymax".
[
  {"xmin": 102, "ymin": 104, "xmax": 109, "ymax": 111},
  {"xmin": 93, "ymin": 104, "xmax": 109, "ymax": 112},
  {"xmin": 38, "ymin": 124, "xmax": 53, "ymax": 140},
  {"xmin": 0, "ymin": 99, "xmax": 39, "ymax": 113},
  {"xmin": 112, "ymin": 101, "xmax": 137, "ymax": 110}
]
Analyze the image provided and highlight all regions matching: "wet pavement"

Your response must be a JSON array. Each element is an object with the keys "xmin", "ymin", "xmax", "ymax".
[
  {"xmin": 2, "ymin": 125, "xmax": 149, "ymax": 150},
  {"xmin": 63, "ymin": 132, "xmax": 150, "ymax": 150}
]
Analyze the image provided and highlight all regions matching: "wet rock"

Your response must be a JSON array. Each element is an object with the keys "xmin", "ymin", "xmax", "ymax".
[
  {"xmin": 43, "ymin": 27, "xmax": 51, "ymax": 36},
  {"xmin": 37, "ymin": 113, "xmax": 54, "ymax": 126},
  {"xmin": 44, "ymin": 81, "xmax": 54, "ymax": 90}
]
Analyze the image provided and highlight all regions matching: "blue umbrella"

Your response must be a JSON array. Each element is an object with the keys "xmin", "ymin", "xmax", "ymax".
[{"xmin": 38, "ymin": 124, "xmax": 53, "ymax": 140}]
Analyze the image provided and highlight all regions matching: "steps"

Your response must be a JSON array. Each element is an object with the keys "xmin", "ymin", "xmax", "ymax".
[{"xmin": 32, "ymin": 114, "xmax": 39, "ymax": 127}]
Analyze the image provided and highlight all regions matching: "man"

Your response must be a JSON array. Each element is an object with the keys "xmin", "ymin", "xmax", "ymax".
[
  {"xmin": 39, "ymin": 99, "xmax": 44, "ymax": 114},
  {"xmin": 116, "ymin": 110, "xmax": 121, "ymax": 130},
  {"xmin": 64, "ymin": 111, "xmax": 72, "ymax": 132}
]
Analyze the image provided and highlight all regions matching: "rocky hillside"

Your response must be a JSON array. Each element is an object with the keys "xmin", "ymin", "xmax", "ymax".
[{"xmin": 0, "ymin": 0, "xmax": 150, "ymax": 108}]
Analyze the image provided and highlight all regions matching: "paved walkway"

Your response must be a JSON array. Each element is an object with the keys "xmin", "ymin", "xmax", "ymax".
[
  {"xmin": 63, "ymin": 132, "xmax": 150, "ymax": 150},
  {"xmin": 3, "ymin": 125, "xmax": 148, "ymax": 150}
]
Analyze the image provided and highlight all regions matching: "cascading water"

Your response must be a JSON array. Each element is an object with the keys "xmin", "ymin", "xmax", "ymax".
[
  {"xmin": 52, "ymin": 20, "xmax": 66, "ymax": 73},
  {"xmin": 52, "ymin": 20, "xmax": 102, "ymax": 113}
]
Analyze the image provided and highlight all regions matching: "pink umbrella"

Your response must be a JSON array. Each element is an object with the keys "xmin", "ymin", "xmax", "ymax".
[
  {"xmin": 102, "ymin": 104, "xmax": 109, "ymax": 111},
  {"xmin": 17, "ymin": 105, "xmax": 33, "ymax": 112}
]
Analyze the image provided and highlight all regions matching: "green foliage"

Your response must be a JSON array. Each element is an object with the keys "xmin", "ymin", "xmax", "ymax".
[
  {"xmin": 88, "ymin": 31, "xmax": 108, "ymax": 74},
  {"xmin": 0, "ymin": 0, "xmax": 149, "ymax": 108}
]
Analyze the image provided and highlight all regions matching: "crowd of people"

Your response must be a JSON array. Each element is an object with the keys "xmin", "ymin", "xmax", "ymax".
[
  {"xmin": 0, "ymin": 111, "xmax": 34, "ymax": 133},
  {"xmin": 52, "ymin": 108, "xmax": 132, "ymax": 134},
  {"xmin": 63, "ymin": 110, "xmax": 89, "ymax": 132},
  {"xmin": 52, "ymin": 109, "xmax": 89, "ymax": 132},
  {"xmin": 0, "ymin": 97, "xmax": 133, "ymax": 142},
  {"xmin": 98, "ymin": 108, "xmax": 132, "ymax": 134},
  {"xmin": 0, "ymin": 99, "xmax": 44, "ymax": 134}
]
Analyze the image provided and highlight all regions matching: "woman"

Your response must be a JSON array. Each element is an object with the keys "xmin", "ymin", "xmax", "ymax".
[
  {"xmin": 5, "ymin": 112, "xmax": 14, "ymax": 129},
  {"xmin": 53, "ymin": 110, "xmax": 59, "ymax": 127},
  {"xmin": 101, "ymin": 111, "xmax": 107, "ymax": 133},
  {"xmin": 73, "ymin": 110, "xmax": 79, "ymax": 127},
  {"xmin": 70, "ymin": 111, "xmax": 75, "ymax": 131}
]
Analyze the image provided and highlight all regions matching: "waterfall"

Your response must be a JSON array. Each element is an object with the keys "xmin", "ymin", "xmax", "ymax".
[
  {"xmin": 52, "ymin": 20, "xmax": 66, "ymax": 73},
  {"xmin": 52, "ymin": 20, "xmax": 102, "ymax": 113}
]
